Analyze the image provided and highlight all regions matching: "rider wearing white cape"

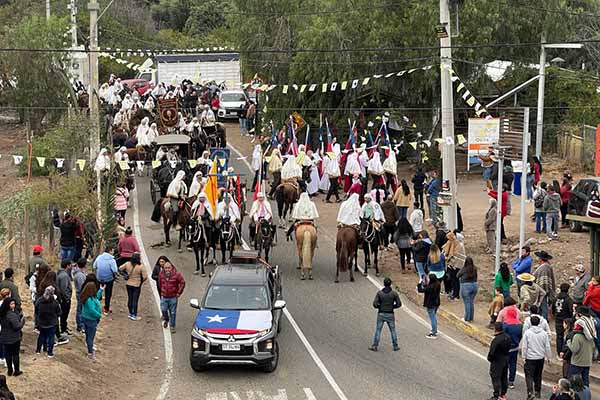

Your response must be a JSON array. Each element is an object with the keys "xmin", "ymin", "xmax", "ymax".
[
  {"xmin": 382, "ymin": 148, "xmax": 398, "ymax": 191},
  {"xmin": 367, "ymin": 150, "xmax": 384, "ymax": 188},
  {"xmin": 305, "ymin": 151, "xmax": 321, "ymax": 195},
  {"xmin": 191, "ymin": 192, "xmax": 214, "ymax": 220},
  {"xmin": 188, "ymin": 171, "xmax": 204, "ymax": 197},
  {"xmin": 287, "ymin": 192, "xmax": 319, "ymax": 237},
  {"xmin": 136, "ymin": 117, "xmax": 151, "ymax": 146},
  {"xmin": 337, "ymin": 193, "xmax": 361, "ymax": 226},
  {"xmin": 249, "ymin": 192, "xmax": 273, "ymax": 222},
  {"xmin": 281, "ymin": 155, "xmax": 303, "ymax": 180},
  {"xmin": 344, "ymin": 150, "xmax": 361, "ymax": 177},
  {"xmin": 216, "ymin": 192, "xmax": 240, "ymax": 223}
]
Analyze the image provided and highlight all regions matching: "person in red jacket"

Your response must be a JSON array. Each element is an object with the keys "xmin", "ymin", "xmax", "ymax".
[
  {"xmin": 117, "ymin": 227, "xmax": 140, "ymax": 266},
  {"xmin": 159, "ymin": 262, "xmax": 186, "ymax": 333},
  {"xmin": 488, "ymin": 185, "xmax": 509, "ymax": 241},
  {"xmin": 559, "ymin": 178, "xmax": 572, "ymax": 228},
  {"xmin": 583, "ymin": 276, "xmax": 600, "ymax": 316}
]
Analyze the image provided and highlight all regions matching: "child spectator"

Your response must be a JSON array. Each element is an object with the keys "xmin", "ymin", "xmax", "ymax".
[{"xmin": 487, "ymin": 287, "xmax": 504, "ymax": 329}]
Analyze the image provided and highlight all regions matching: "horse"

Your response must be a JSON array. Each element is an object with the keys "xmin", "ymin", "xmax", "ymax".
[
  {"xmin": 359, "ymin": 218, "xmax": 380, "ymax": 276},
  {"xmin": 255, "ymin": 218, "xmax": 274, "ymax": 262},
  {"xmin": 335, "ymin": 225, "xmax": 359, "ymax": 283},
  {"xmin": 218, "ymin": 216, "xmax": 237, "ymax": 264},
  {"xmin": 176, "ymin": 196, "xmax": 195, "ymax": 252},
  {"xmin": 159, "ymin": 196, "xmax": 193, "ymax": 248},
  {"xmin": 123, "ymin": 145, "xmax": 147, "ymax": 162},
  {"xmin": 216, "ymin": 122, "xmax": 227, "ymax": 148},
  {"xmin": 186, "ymin": 215, "xmax": 214, "ymax": 277},
  {"xmin": 275, "ymin": 181, "xmax": 299, "ymax": 228},
  {"xmin": 294, "ymin": 222, "xmax": 317, "ymax": 280}
]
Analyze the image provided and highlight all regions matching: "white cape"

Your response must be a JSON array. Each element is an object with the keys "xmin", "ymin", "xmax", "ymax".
[
  {"xmin": 367, "ymin": 151, "xmax": 384, "ymax": 175},
  {"xmin": 344, "ymin": 152, "xmax": 361, "ymax": 176},
  {"xmin": 292, "ymin": 193, "xmax": 319, "ymax": 220},
  {"xmin": 337, "ymin": 193, "xmax": 361, "ymax": 226},
  {"xmin": 281, "ymin": 155, "xmax": 303, "ymax": 180},
  {"xmin": 382, "ymin": 150, "xmax": 397, "ymax": 175}
]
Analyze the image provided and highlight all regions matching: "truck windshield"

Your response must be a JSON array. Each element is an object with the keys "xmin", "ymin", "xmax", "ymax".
[
  {"xmin": 221, "ymin": 93, "xmax": 246, "ymax": 102},
  {"xmin": 204, "ymin": 285, "xmax": 270, "ymax": 310}
]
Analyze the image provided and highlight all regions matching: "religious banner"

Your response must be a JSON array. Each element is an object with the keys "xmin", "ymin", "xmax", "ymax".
[
  {"xmin": 467, "ymin": 118, "xmax": 500, "ymax": 169},
  {"xmin": 158, "ymin": 98, "xmax": 178, "ymax": 127}
]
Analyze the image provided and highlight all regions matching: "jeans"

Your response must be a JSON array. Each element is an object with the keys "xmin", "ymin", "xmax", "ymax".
[
  {"xmin": 535, "ymin": 211, "xmax": 546, "ymax": 233},
  {"xmin": 36, "ymin": 326, "xmax": 56, "ymax": 355},
  {"xmin": 4, "ymin": 341, "xmax": 20, "ymax": 374},
  {"xmin": 428, "ymin": 197, "xmax": 439, "ymax": 224},
  {"xmin": 415, "ymin": 261, "xmax": 427, "ymax": 281},
  {"xmin": 98, "ymin": 279, "xmax": 114, "ymax": 312},
  {"xmin": 58, "ymin": 298, "xmax": 71, "ymax": 334},
  {"xmin": 60, "ymin": 246, "xmax": 75, "ymax": 261},
  {"xmin": 83, "ymin": 318, "xmax": 98, "ymax": 354},
  {"xmin": 526, "ymin": 174, "xmax": 534, "ymax": 200},
  {"xmin": 76, "ymin": 300, "xmax": 84, "ymax": 331},
  {"xmin": 460, "ymin": 282, "xmax": 478, "ymax": 321},
  {"xmin": 483, "ymin": 166, "xmax": 492, "ymax": 181},
  {"xmin": 398, "ymin": 206, "xmax": 408, "ymax": 219},
  {"xmin": 160, "ymin": 297, "xmax": 178, "ymax": 328},
  {"xmin": 502, "ymin": 289, "xmax": 511, "ymax": 299},
  {"xmin": 524, "ymin": 358, "xmax": 545, "ymax": 395},
  {"xmin": 372, "ymin": 313, "xmax": 398, "ymax": 347},
  {"xmin": 126, "ymin": 285, "xmax": 142, "ymax": 316},
  {"xmin": 399, "ymin": 248, "xmax": 412, "ymax": 270},
  {"xmin": 239, "ymin": 117, "xmax": 247, "ymax": 134},
  {"xmin": 569, "ymin": 365, "xmax": 590, "ymax": 387},
  {"xmin": 427, "ymin": 307, "xmax": 438, "ymax": 335},
  {"xmin": 546, "ymin": 211, "xmax": 559, "ymax": 237},
  {"xmin": 508, "ymin": 351, "xmax": 518, "ymax": 383},
  {"xmin": 539, "ymin": 296, "xmax": 549, "ymax": 320}
]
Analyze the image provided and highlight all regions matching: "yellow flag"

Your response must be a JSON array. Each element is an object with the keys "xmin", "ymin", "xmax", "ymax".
[
  {"xmin": 76, "ymin": 159, "xmax": 86, "ymax": 171},
  {"xmin": 118, "ymin": 160, "xmax": 130, "ymax": 170},
  {"xmin": 152, "ymin": 160, "xmax": 161, "ymax": 169},
  {"xmin": 36, "ymin": 157, "xmax": 46, "ymax": 167},
  {"xmin": 204, "ymin": 161, "xmax": 218, "ymax": 214},
  {"xmin": 282, "ymin": 85, "xmax": 289, "ymax": 94},
  {"xmin": 434, "ymin": 138, "xmax": 444, "ymax": 144},
  {"xmin": 409, "ymin": 142, "xmax": 418, "ymax": 150},
  {"xmin": 457, "ymin": 134, "xmax": 467, "ymax": 145}
]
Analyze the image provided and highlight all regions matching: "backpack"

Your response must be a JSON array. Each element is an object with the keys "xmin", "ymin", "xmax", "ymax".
[{"xmin": 534, "ymin": 191, "xmax": 546, "ymax": 209}]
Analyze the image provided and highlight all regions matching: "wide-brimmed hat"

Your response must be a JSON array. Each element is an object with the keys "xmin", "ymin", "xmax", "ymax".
[
  {"xmin": 534, "ymin": 250, "xmax": 553, "ymax": 261},
  {"xmin": 517, "ymin": 273, "xmax": 535, "ymax": 282},
  {"xmin": 574, "ymin": 264, "xmax": 586, "ymax": 273}
]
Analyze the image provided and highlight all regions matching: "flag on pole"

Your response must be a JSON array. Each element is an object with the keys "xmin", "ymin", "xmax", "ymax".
[
  {"xmin": 205, "ymin": 161, "xmax": 219, "ymax": 213},
  {"xmin": 325, "ymin": 118, "xmax": 333, "ymax": 153}
]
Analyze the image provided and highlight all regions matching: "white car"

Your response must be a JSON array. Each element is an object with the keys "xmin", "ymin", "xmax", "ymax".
[{"xmin": 218, "ymin": 90, "xmax": 248, "ymax": 120}]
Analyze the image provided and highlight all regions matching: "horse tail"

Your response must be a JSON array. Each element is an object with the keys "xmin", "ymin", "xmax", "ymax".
[
  {"xmin": 302, "ymin": 230, "xmax": 312, "ymax": 269},
  {"xmin": 337, "ymin": 235, "xmax": 348, "ymax": 272}
]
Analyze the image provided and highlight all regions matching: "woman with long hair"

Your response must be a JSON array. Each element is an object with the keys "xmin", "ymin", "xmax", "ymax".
[
  {"xmin": 119, "ymin": 252, "xmax": 148, "ymax": 320},
  {"xmin": 442, "ymin": 232, "xmax": 465, "ymax": 300},
  {"xmin": 494, "ymin": 262, "xmax": 513, "ymax": 299},
  {"xmin": 427, "ymin": 244, "xmax": 446, "ymax": 281},
  {"xmin": 80, "ymin": 281, "xmax": 105, "ymax": 361},
  {"xmin": 37, "ymin": 270, "xmax": 58, "ymax": 299},
  {"xmin": 394, "ymin": 218, "xmax": 413, "ymax": 271},
  {"xmin": 457, "ymin": 257, "xmax": 478, "ymax": 322},
  {"xmin": 0, "ymin": 298, "xmax": 24, "ymax": 376},
  {"xmin": 393, "ymin": 179, "xmax": 412, "ymax": 219},
  {"xmin": 560, "ymin": 178, "xmax": 573, "ymax": 227},
  {"xmin": 417, "ymin": 273, "xmax": 441, "ymax": 339},
  {"xmin": 532, "ymin": 156, "xmax": 542, "ymax": 187}
]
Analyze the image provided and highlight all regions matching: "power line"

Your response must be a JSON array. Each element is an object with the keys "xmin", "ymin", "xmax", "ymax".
[
  {"xmin": 224, "ymin": 3, "xmax": 406, "ymax": 16},
  {"xmin": 242, "ymin": 56, "xmax": 437, "ymax": 67},
  {"xmin": 502, "ymin": 0, "xmax": 600, "ymax": 19}
]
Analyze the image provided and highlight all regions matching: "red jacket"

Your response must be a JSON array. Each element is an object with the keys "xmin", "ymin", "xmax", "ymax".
[
  {"xmin": 159, "ymin": 267, "xmax": 186, "ymax": 298},
  {"xmin": 118, "ymin": 235, "xmax": 140, "ymax": 258},
  {"xmin": 488, "ymin": 190, "xmax": 508, "ymax": 217},
  {"xmin": 560, "ymin": 184, "xmax": 572, "ymax": 205},
  {"xmin": 583, "ymin": 283, "xmax": 600, "ymax": 312}
]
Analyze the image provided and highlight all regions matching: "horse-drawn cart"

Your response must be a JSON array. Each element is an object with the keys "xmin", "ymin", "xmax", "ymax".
[{"xmin": 150, "ymin": 134, "xmax": 192, "ymax": 204}]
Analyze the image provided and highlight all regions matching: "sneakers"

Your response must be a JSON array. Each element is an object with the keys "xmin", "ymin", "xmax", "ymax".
[
  {"xmin": 170, "ymin": 327, "xmax": 176, "ymax": 334},
  {"xmin": 508, "ymin": 383, "xmax": 515, "ymax": 389},
  {"xmin": 393, "ymin": 345, "xmax": 399, "ymax": 351},
  {"xmin": 368, "ymin": 346, "xmax": 378, "ymax": 352},
  {"xmin": 12, "ymin": 371, "xmax": 23, "ymax": 377},
  {"xmin": 88, "ymin": 352, "xmax": 96, "ymax": 362},
  {"xmin": 425, "ymin": 333, "xmax": 438, "ymax": 339},
  {"xmin": 48, "ymin": 354, "xmax": 55, "ymax": 359},
  {"xmin": 56, "ymin": 336, "xmax": 69, "ymax": 345},
  {"xmin": 163, "ymin": 320, "xmax": 169, "ymax": 328}
]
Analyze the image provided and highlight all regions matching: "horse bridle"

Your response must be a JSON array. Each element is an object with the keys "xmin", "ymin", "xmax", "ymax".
[
  {"xmin": 220, "ymin": 219, "xmax": 237, "ymax": 243},
  {"xmin": 360, "ymin": 220, "xmax": 376, "ymax": 244}
]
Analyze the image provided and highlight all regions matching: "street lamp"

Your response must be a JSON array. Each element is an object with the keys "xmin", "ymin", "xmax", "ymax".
[{"xmin": 535, "ymin": 40, "xmax": 584, "ymax": 158}]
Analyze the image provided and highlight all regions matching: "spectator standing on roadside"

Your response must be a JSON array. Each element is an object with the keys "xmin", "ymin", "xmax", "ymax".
[
  {"xmin": 523, "ymin": 305, "xmax": 551, "ymax": 335},
  {"xmin": 512, "ymin": 246, "xmax": 532, "ymax": 291},
  {"xmin": 487, "ymin": 287, "xmax": 504, "ymax": 328},
  {"xmin": 394, "ymin": 217, "xmax": 414, "ymax": 272},
  {"xmin": 569, "ymin": 264, "xmax": 591, "ymax": 305},
  {"xmin": 426, "ymin": 171, "xmax": 440, "ymax": 226},
  {"xmin": 93, "ymin": 247, "xmax": 118, "ymax": 315},
  {"xmin": 521, "ymin": 315, "xmax": 552, "ymax": 400},
  {"xmin": 412, "ymin": 231, "xmax": 432, "ymax": 282},
  {"xmin": 408, "ymin": 202, "xmax": 423, "ymax": 234},
  {"xmin": 72, "ymin": 258, "xmax": 88, "ymax": 333},
  {"xmin": 0, "ymin": 298, "xmax": 24, "ymax": 377},
  {"xmin": 80, "ymin": 281, "xmax": 104, "ymax": 361},
  {"xmin": 566, "ymin": 307, "xmax": 595, "ymax": 387},
  {"xmin": 119, "ymin": 252, "xmax": 148, "ymax": 321},
  {"xmin": 560, "ymin": 178, "xmax": 572, "ymax": 228},
  {"xmin": 117, "ymin": 227, "xmax": 140, "ymax": 266},
  {"xmin": 369, "ymin": 277, "xmax": 401, "ymax": 352},
  {"xmin": 417, "ymin": 273, "xmax": 441, "ymax": 339},
  {"xmin": 501, "ymin": 305, "xmax": 522, "ymax": 389},
  {"xmin": 488, "ymin": 186, "xmax": 508, "ymax": 242},
  {"xmin": 56, "ymin": 259, "xmax": 73, "ymax": 338},
  {"xmin": 532, "ymin": 250, "xmax": 555, "ymax": 320},
  {"xmin": 544, "ymin": 185, "xmax": 561, "ymax": 239},
  {"xmin": 411, "ymin": 168, "xmax": 426, "ymax": 215},
  {"xmin": 554, "ymin": 283, "xmax": 574, "ymax": 356},
  {"xmin": 484, "ymin": 198, "xmax": 496, "ymax": 253},
  {"xmin": 533, "ymin": 182, "xmax": 547, "ymax": 234},
  {"xmin": 392, "ymin": 180, "xmax": 412, "ymax": 219},
  {"xmin": 59, "ymin": 210, "xmax": 77, "ymax": 261},
  {"xmin": 442, "ymin": 231, "xmax": 465, "ymax": 300},
  {"xmin": 381, "ymin": 195, "xmax": 399, "ymax": 249},
  {"xmin": 34, "ymin": 286, "xmax": 61, "ymax": 359},
  {"xmin": 494, "ymin": 262, "xmax": 513, "ymax": 299},
  {"xmin": 0, "ymin": 269, "xmax": 20, "ymax": 314},
  {"xmin": 159, "ymin": 262, "xmax": 185, "ymax": 334},
  {"xmin": 28, "ymin": 245, "xmax": 49, "ymax": 276},
  {"xmin": 487, "ymin": 321, "xmax": 511, "ymax": 400},
  {"xmin": 458, "ymin": 257, "xmax": 478, "ymax": 323},
  {"xmin": 114, "ymin": 183, "xmax": 129, "ymax": 219}
]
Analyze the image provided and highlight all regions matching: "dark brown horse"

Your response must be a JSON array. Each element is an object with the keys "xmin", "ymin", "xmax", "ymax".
[
  {"xmin": 275, "ymin": 181, "xmax": 299, "ymax": 228},
  {"xmin": 335, "ymin": 225, "xmax": 359, "ymax": 283},
  {"xmin": 159, "ymin": 196, "xmax": 195, "ymax": 249}
]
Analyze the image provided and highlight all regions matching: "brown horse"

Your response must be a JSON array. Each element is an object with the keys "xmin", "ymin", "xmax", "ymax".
[
  {"xmin": 276, "ymin": 181, "xmax": 299, "ymax": 228},
  {"xmin": 159, "ymin": 196, "xmax": 195, "ymax": 249},
  {"xmin": 295, "ymin": 222, "xmax": 317, "ymax": 280},
  {"xmin": 335, "ymin": 225, "xmax": 359, "ymax": 283}
]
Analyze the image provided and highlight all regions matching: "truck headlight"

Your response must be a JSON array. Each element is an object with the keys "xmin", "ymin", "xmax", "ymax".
[
  {"xmin": 258, "ymin": 329, "xmax": 270, "ymax": 337},
  {"xmin": 192, "ymin": 326, "xmax": 207, "ymax": 337}
]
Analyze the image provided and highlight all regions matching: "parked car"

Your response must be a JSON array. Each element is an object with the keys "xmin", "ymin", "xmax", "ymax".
[
  {"xmin": 567, "ymin": 177, "xmax": 600, "ymax": 232},
  {"xmin": 217, "ymin": 89, "xmax": 248, "ymax": 120},
  {"xmin": 189, "ymin": 251, "xmax": 285, "ymax": 372},
  {"xmin": 121, "ymin": 78, "xmax": 153, "ymax": 96}
]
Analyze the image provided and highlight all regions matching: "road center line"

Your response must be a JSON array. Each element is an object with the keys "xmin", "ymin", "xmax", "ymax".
[{"xmin": 132, "ymin": 187, "xmax": 173, "ymax": 400}]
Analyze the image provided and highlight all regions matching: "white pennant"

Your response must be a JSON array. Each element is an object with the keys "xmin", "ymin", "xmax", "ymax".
[
  {"xmin": 56, "ymin": 158, "xmax": 65, "ymax": 168},
  {"xmin": 330, "ymin": 82, "xmax": 337, "ymax": 91},
  {"xmin": 351, "ymin": 79, "xmax": 359, "ymax": 89},
  {"xmin": 136, "ymin": 161, "xmax": 145, "ymax": 172},
  {"xmin": 12, "ymin": 155, "xmax": 23, "ymax": 165}
]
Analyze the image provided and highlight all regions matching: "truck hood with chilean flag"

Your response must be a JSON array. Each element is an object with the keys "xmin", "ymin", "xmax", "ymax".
[{"xmin": 195, "ymin": 309, "xmax": 272, "ymax": 334}]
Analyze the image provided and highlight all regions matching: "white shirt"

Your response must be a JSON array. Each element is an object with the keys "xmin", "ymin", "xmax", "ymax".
[
  {"xmin": 249, "ymin": 199, "xmax": 273, "ymax": 222},
  {"xmin": 216, "ymin": 200, "xmax": 240, "ymax": 223}
]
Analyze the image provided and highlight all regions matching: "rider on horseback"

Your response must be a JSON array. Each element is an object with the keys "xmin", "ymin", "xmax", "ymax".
[
  {"xmin": 361, "ymin": 192, "xmax": 385, "ymax": 248},
  {"xmin": 337, "ymin": 193, "xmax": 362, "ymax": 229},
  {"xmin": 166, "ymin": 171, "xmax": 188, "ymax": 230},
  {"xmin": 191, "ymin": 192, "xmax": 214, "ymax": 222},
  {"xmin": 248, "ymin": 192, "xmax": 275, "ymax": 245},
  {"xmin": 286, "ymin": 192, "xmax": 319, "ymax": 239}
]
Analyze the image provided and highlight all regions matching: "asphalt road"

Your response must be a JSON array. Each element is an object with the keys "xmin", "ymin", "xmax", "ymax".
[{"xmin": 134, "ymin": 153, "xmax": 524, "ymax": 400}]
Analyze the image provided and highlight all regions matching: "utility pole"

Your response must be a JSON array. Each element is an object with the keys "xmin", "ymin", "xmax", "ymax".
[
  {"xmin": 535, "ymin": 33, "xmax": 546, "ymax": 158},
  {"xmin": 439, "ymin": 0, "xmax": 457, "ymax": 230},
  {"xmin": 69, "ymin": 0, "xmax": 78, "ymax": 48},
  {"xmin": 519, "ymin": 108, "xmax": 530, "ymax": 252},
  {"xmin": 46, "ymin": 0, "xmax": 51, "ymax": 20},
  {"xmin": 88, "ymin": 1, "xmax": 102, "ymax": 232}
]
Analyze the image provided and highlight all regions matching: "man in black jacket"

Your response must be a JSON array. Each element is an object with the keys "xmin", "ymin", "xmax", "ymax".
[
  {"xmin": 487, "ymin": 321, "xmax": 512, "ymax": 400},
  {"xmin": 369, "ymin": 278, "xmax": 401, "ymax": 352}
]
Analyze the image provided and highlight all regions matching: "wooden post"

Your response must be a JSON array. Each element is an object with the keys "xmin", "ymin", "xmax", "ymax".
[
  {"xmin": 48, "ymin": 176, "xmax": 55, "ymax": 254},
  {"xmin": 7, "ymin": 220, "xmax": 14, "ymax": 267},
  {"xmin": 36, "ymin": 207, "xmax": 43, "ymax": 245},
  {"xmin": 23, "ymin": 208, "xmax": 30, "ymax": 272}
]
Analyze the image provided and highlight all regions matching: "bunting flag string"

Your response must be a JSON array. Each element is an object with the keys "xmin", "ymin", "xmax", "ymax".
[
  {"xmin": 441, "ymin": 64, "xmax": 493, "ymax": 119},
  {"xmin": 99, "ymin": 46, "xmax": 236, "ymax": 58},
  {"xmin": 98, "ymin": 52, "xmax": 156, "ymax": 73},
  {"xmin": 242, "ymin": 64, "xmax": 434, "ymax": 94}
]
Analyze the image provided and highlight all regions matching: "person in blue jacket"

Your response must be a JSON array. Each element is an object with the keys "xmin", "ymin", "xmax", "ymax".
[
  {"xmin": 93, "ymin": 247, "xmax": 117, "ymax": 315},
  {"xmin": 426, "ymin": 171, "xmax": 440, "ymax": 226},
  {"xmin": 511, "ymin": 245, "xmax": 532, "ymax": 291}
]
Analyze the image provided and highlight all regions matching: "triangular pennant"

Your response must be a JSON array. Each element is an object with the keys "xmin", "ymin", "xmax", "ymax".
[
  {"xmin": 466, "ymin": 96, "xmax": 476, "ymax": 107},
  {"xmin": 188, "ymin": 159, "xmax": 197, "ymax": 168},
  {"xmin": 300, "ymin": 84, "xmax": 307, "ymax": 93},
  {"xmin": 322, "ymin": 83, "xmax": 328, "ymax": 93},
  {"xmin": 118, "ymin": 160, "xmax": 130, "ymax": 170},
  {"xmin": 341, "ymin": 81, "xmax": 348, "ymax": 90},
  {"xmin": 36, "ymin": 157, "xmax": 45, "ymax": 167},
  {"xmin": 384, "ymin": 73, "xmax": 394, "ymax": 78},
  {"xmin": 330, "ymin": 82, "xmax": 337, "ymax": 91},
  {"xmin": 308, "ymin": 84, "xmax": 317, "ymax": 92},
  {"xmin": 457, "ymin": 134, "xmax": 467, "ymax": 145},
  {"xmin": 423, "ymin": 140, "xmax": 431, "ymax": 147},
  {"xmin": 373, "ymin": 74, "xmax": 383, "ymax": 79},
  {"xmin": 362, "ymin": 77, "xmax": 370, "ymax": 86},
  {"xmin": 412, "ymin": 123, "xmax": 417, "ymax": 128},
  {"xmin": 434, "ymin": 138, "xmax": 444, "ymax": 144},
  {"xmin": 152, "ymin": 160, "xmax": 161, "ymax": 169},
  {"xmin": 409, "ymin": 142, "xmax": 418, "ymax": 150},
  {"xmin": 461, "ymin": 90, "xmax": 471, "ymax": 100},
  {"xmin": 267, "ymin": 85, "xmax": 277, "ymax": 91},
  {"xmin": 422, "ymin": 65, "xmax": 433, "ymax": 70},
  {"xmin": 12, "ymin": 155, "xmax": 23, "ymax": 165},
  {"xmin": 219, "ymin": 158, "xmax": 226, "ymax": 167},
  {"xmin": 450, "ymin": 75, "xmax": 460, "ymax": 83},
  {"xmin": 351, "ymin": 79, "xmax": 359, "ymax": 89},
  {"xmin": 292, "ymin": 84, "xmax": 298, "ymax": 91},
  {"xmin": 282, "ymin": 85, "xmax": 289, "ymax": 94},
  {"xmin": 456, "ymin": 82, "xmax": 465, "ymax": 93},
  {"xmin": 136, "ymin": 161, "xmax": 145, "ymax": 172},
  {"xmin": 474, "ymin": 103, "xmax": 482, "ymax": 111},
  {"xmin": 55, "ymin": 158, "xmax": 65, "ymax": 168},
  {"xmin": 76, "ymin": 159, "xmax": 86, "ymax": 171},
  {"xmin": 396, "ymin": 71, "xmax": 406, "ymax": 77}
]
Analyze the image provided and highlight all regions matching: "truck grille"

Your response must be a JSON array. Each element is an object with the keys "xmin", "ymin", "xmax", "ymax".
[{"xmin": 210, "ymin": 344, "xmax": 254, "ymax": 356}]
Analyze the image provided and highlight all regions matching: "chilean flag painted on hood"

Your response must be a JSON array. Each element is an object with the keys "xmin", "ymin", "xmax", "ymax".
[{"xmin": 195, "ymin": 309, "xmax": 272, "ymax": 334}]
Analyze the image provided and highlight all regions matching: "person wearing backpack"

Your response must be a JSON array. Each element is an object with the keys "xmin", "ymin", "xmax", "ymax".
[
  {"xmin": 533, "ymin": 182, "xmax": 547, "ymax": 234},
  {"xmin": 119, "ymin": 252, "xmax": 148, "ymax": 321}
]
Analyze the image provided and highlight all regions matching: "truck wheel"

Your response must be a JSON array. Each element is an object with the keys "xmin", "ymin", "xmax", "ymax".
[
  {"xmin": 277, "ymin": 316, "xmax": 283, "ymax": 333},
  {"xmin": 569, "ymin": 220, "xmax": 583, "ymax": 232},
  {"xmin": 261, "ymin": 342, "xmax": 279, "ymax": 373}
]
